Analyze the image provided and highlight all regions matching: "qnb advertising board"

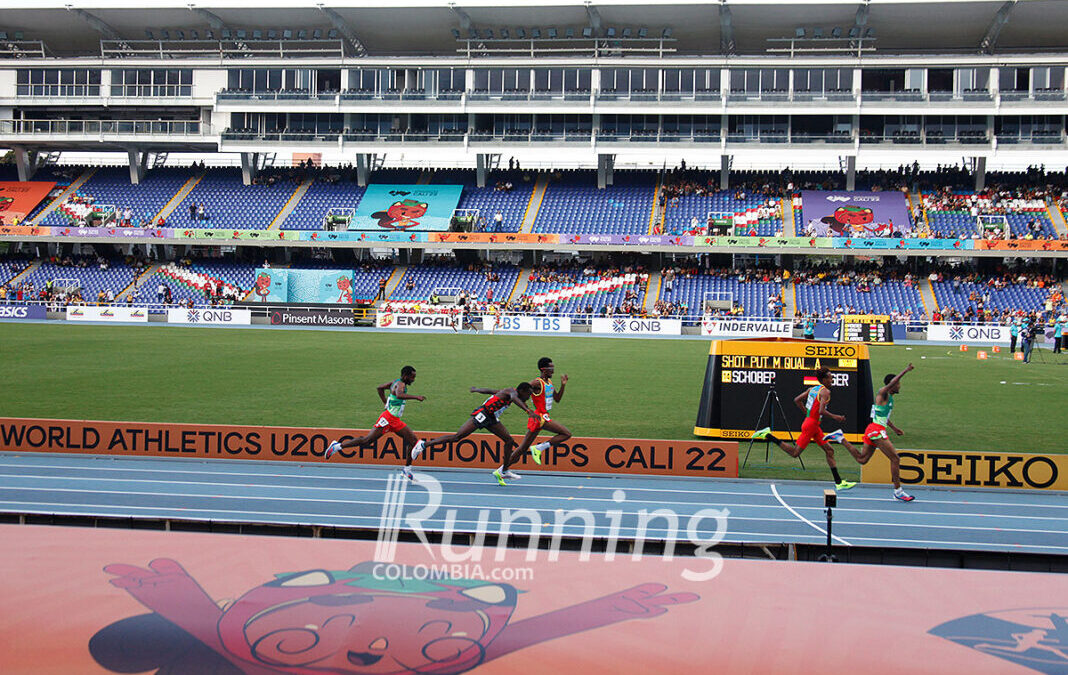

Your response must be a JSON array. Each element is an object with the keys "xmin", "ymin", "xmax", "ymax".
[
  {"xmin": 702, "ymin": 319, "xmax": 793, "ymax": 338},
  {"xmin": 351, "ymin": 184, "xmax": 463, "ymax": 232},
  {"xmin": 167, "ymin": 308, "xmax": 251, "ymax": 325},
  {"xmin": 694, "ymin": 338, "xmax": 874, "ymax": 442},
  {"xmin": 841, "ymin": 314, "xmax": 894, "ymax": 343},
  {"xmin": 480, "ymin": 314, "xmax": 572, "ymax": 333},
  {"xmin": 927, "ymin": 324, "xmax": 1012, "ymax": 345},
  {"xmin": 0, "ymin": 181, "xmax": 57, "ymax": 221},
  {"xmin": 66, "ymin": 306, "xmax": 148, "ymax": 322},
  {"xmin": 250, "ymin": 268, "xmax": 356, "ymax": 304},
  {"xmin": 376, "ymin": 311, "xmax": 461, "ymax": 330},
  {"xmin": 801, "ymin": 190, "xmax": 912, "ymax": 238},
  {"xmin": 590, "ymin": 317, "xmax": 683, "ymax": 335}
]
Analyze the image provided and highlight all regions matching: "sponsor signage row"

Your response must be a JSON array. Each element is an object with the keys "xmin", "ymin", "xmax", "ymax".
[
  {"xmin": 927, "ymin": 324, "xmax": 1011, "ymax": 345},
  {"xmin": 166, "ymin": 308, "xmax": 251, "ymax": 325},
  {"xmin": 376, "ymin": 311, "xmax": 462, "ymax": 330},
  {"xmin": 0, "ymin": 304, "xmax": 47, "ymax": 320},
  {"xmin": 590, "ymin": 317, "xmax": 682, "ymax": 335},
  {"xmin": 270, "ymin": 309, "xmax": 356, "ymax": 327},
  {"xmin": 0, "ymin": 416, "xmax": 739, "ymax": 478},
  {"xmin": 65, "ymin": 306, "xmax": 148, "ymax": 322},
  {"xmin": 862, "ymin": 449, "xmax": 1068, "ymax": 491},
  {"xmin": 479, "ymin": 314, "xmax": 572, "ymax": 333},
  {"xmin": 701, "ymin": 319, "xmax": 793, "ymax": 338}
]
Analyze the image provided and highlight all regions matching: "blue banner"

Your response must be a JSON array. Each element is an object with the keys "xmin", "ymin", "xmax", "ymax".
[
  {"xmin": 251, "ymin": 268, "xmax": 287, "ymax": 303},
  {"xmin": 832, "ymin": 237, "xmax": 973, "ymax": 251},
  {"xmin": 351, "ymin": 184, "xmax": 463, "ymax": 232},
  {"xmin": 301, "ymin": 230, "xmax": 428, "ymax": 243},
  {"xmin": 0, "ymin": 304, "xmax": 46, "ymax": 320}
]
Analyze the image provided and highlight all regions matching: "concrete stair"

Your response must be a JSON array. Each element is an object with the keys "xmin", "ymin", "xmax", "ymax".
[
  {"xmin": 919, "ymin": 278, "xmax": 939, "ymax": 319},
  {"xmin": 519, "ymin": 174, "xmax": 550, "ymax": 233},
  {"xmin": 269, "ymin": 177, "xmax": 315, "ymax": 230},
  {"xmin": 154, "ymin": 172, "xmax": 205, "ymax": 224},
  {"xmin": 1046, "ymin": 200, "xmax": 1068, "ymax": 237}
]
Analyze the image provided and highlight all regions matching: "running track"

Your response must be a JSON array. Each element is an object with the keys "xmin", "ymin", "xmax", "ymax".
[{"xmin": 1, "ymin": 452, "xmax": 1066, "ymax": 555}]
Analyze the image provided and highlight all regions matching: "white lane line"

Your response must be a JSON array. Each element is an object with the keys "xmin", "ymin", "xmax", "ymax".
[{"xmin": 771, "ymin": 483, "xmax": 851, "ymax": 546}]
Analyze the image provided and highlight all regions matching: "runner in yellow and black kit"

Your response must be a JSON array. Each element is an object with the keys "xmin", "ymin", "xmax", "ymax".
[
  {"xmin": 853, "ymin": 363, "xmax": 916, "ymax": 502},
  {"xmin": 418, "ymin": 382, "xmax": 539, "ymax": 482},
  {"xmin": 498, "ymin": 357, "xmax": 572, "ymax": 485}
]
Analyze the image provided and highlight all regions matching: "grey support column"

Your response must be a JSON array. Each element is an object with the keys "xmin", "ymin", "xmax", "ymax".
[
  {"xmin": 597, "ymin": 154, "xmax": 614, "ymax": 189},
  {"xmin": 356, "ymin": 153, "xmax": 371, "ymax": 186},
  {"xmin": 128, "ymin": 148, "xmax": 147, "ymax": 185},
  {"xmin": 720, "ymin": 154, "xmax": 730, "ymax": 190},
  {"xmin": 974, "ymin": 156, "xmax": 987, "ymax": 192},
  {"xmin": 13, "ymin": 147, "xmax": 37, "ymax": 181},
  {"xmin": 240, "ymin": 152, "xmax": 259, "ymax": 186},
  {"xmin": 476, "ymin": 153, "xmax": 488, "ymax": 188},
  {"xmin": 845, "ymin": 155, "xmax": 856, "ymax": 192}
]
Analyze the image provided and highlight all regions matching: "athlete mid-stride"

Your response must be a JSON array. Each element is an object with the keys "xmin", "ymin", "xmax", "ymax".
[
  {"xmin": 751, "ymin": 366, "xmax": 863, "ymax": 491},
  {"xmin": 499, "ymin": 357, "xmax": 571, "ymax": 483},
  {"xmin": 853, "ymin": 363, "xmax": 917, "ymax": 502},
  {"xmin": 415, "ymin": 383, "xmax": 539, "ymax": 483},
  {"xmin": 324, "ymin": 366, "xmax": 426, "ymax": 476}
]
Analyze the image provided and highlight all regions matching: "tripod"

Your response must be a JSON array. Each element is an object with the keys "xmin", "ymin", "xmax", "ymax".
[{"xmin": 743, "ymin": 383, "xmax": 805, "ymax": 469}]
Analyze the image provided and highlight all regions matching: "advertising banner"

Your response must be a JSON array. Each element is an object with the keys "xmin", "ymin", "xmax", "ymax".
[
  {"xmin": 65, "ymin": 306, "xmax": 148, "ymax": 322},
  {"xmin": 0, "ymin": 225, "xmax": 49, "ymax": 236},
  {"xmin": 695, "ymin": 235, "xmax": 832, "ymax": 249},
  {"xmin": 590, "ymin": 317, "xmax": 683, "ymax": 335},
  {"xmin": 175, "ymin": 228, "xmax": 300, "ymax": 241},
  {"xmin": 833, "ymin": 237, "xmax": 973, "ymax": 251},
  {"xmin": 0, "ymin": 304, "xmax": 47, "ymax": 320},
  {"xmin": 0, "ymin": 181, "xmax": 56, "ymax": 221},
  {"xmin": 862, "ymin": 448, "xmax": 1068, "ymax": 490},
  {"xmin": 568, "ymin": 234, "xmax": 694, "ymax": 246},
  {"xmin": 701, "ymin": 319, "xmax": 793, "ymax": 338},
  {"xmin": 927, "ymin": 324, "xmax": 1011, "ymax": 345},
  {"xmin": 269, "ymin": 309, "xmax": 356, "ymax": 327},
  {"xmin": 428, "ymin": 232, "xmax": 560, "ymax": 245},
  {"xmin": 975, "ymin": 239, "xmax": 1068, "ymax": 252},
  {"xmin": 480, "ymin": 314, "xmax": 572, "ymax": 333},
  {"xmin": 800, "ymin": 190, "xmax": 912, "ymax": 237},
  {"xmin": 351, "ymin": 184, "xmax": 463, "ymax": 232},
  {"xmin": 50, "ymin": 226, "xmax": 170, "ymax": 239},
  {"xmin": 301, "ymin": 230, "xmax": 426, "ymax": 243},
  {"xmin": 166, "ymin": 308, "xmax": 251, "ymax": 325},
  {"xmin": 0, "ymin": 416, "xmax": 738, "ymax": 478},
  {"xmin": 376, "ymin": 311, "xmax": 462, "ymax": 331},
  {"xmin": 250, "ymin": 268, "xmax": 287, "ymax": 303}
]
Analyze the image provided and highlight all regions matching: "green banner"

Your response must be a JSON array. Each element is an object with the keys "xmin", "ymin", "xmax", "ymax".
[
  {"xmin": 693, "ymin": 235, "xmax": 834, "ymax": 248},
  {"xmin": 176, "ymin": 229, "xmax": 299, "ymax": 241}
]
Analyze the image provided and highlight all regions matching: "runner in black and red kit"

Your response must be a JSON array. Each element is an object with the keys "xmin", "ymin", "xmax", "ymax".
[{"xmin": 414, "ymin": 383, "xmax": 538, "ymax": 480}]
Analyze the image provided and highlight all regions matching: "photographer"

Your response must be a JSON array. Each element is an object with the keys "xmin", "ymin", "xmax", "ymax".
[{"xmin": 1021, "ymin": 317, "xmax": 1037, "ymax": 364}]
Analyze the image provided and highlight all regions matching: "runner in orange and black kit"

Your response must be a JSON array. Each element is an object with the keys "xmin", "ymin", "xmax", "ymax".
[
  {"xmin": 751, "ymin": 366, "xmax": 863, "ymax": 491},
  {"xmin": 418, "ymin": 383, "xmax": 538, "ymax": 482},
  {"xmin": 498, "ymin": 357, "xmax": 571, "ymax": 484}
]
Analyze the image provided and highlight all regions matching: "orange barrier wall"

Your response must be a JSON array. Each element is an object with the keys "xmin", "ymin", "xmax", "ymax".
[{"xmin": 0, "ymin": 417, "xmax": 738, "ymax": 478}]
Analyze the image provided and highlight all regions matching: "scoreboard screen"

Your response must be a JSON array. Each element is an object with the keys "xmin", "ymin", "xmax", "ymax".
[
  {"xmin": 841, "ymin": 314, "xmax": 894, "ymax": 344},
  {"xmin": 694, "ymin": 338, "xmax": 874, "ymax": 443}
]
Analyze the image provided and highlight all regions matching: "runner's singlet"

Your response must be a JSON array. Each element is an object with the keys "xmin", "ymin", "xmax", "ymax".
[
  {"xmin": 477, "ymin": 393, "xmax": 512, "ymax": 419},
  {"xmin": 805, "ymin": 385, "xmax": 824, "ymax": 421},
  {"xmin": 532, "ymin": 377, "xmax": 554, "ymax": 414},
  {"xmin": 870, "ymin": 395, "xmax": 894, "ymax": 427},
  {"xmin": 386, "ymin": 380, "xmax": 406, "ymax": 417}
]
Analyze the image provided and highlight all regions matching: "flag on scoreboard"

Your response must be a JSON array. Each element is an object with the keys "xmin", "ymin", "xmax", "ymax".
[{"xmin": 803, "ymin": 376, "xmax": 820, "ymax": 386}]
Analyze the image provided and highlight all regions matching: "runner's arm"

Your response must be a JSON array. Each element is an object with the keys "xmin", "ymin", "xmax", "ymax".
[
  {"xmin": 877, "ymin": 363, "xmax": 914, "ymax": 399},
  {"xmin": 505, "ymin": 388, "xmax": 539, "ymax": 418},
  {"xmin": 470, "ymin": 387, "xmax": 499, "ymax": 395},
  {"xmin": 391, "ymin": 380, "xmax": 425, "ymax": 402},
  {"xmin": 793, "ymin": 391, "xmax": 807, "ymax": 411},
  {"xmin": 820, "ymin": 388, "xmax": 846, "ymax": 422},
  {"xmin": 554, "ymin": 374, "xmax": 568, "ymax": 401},
  {"xmin": 376, "ymin": 381, "xmax": 393, "ymax": 405},
  {"xmin": 888, "ymin": 420, "xmax": 904, "ymax": 436}
]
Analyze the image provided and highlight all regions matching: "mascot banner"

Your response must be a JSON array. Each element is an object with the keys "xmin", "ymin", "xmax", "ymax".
[
  {"xmin": 801, "ymin": 191, "xmax": 912, "ymax": 238},
  {"xmin": 251, "ymin": 269, "xmax": 354, "ymax": 304},
  {"xmin": 351, "ymin": 184, "xmax": 463, "ymax": 232}
]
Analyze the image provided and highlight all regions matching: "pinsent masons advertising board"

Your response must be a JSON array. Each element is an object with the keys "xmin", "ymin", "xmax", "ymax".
[
  {"xmin": 927, "ymin": 324, "xmax": 1011, "ymax": 345},
  {"xmin": 270, "ymin": 309, "xmax": 356, "ymax": 327},
  {"xmin": 0, "ymin": 304, "xmax": 46, "ymax": 320},
  {"xmin": 166, "ymin": 308, "xmax": 252, "ymax": 325},
  {"xmin": 701, "ymin": 319, "xmax": 793, "ymax": 338},
  {"xmin": 376, "ymin": 311, "xmax": 462, "ymax": 330},
  {"xmin": 0, "ymin": 417, "xmax": 739, "ymax": 478},
  {"xmin": 480, "ymin": 314, "xmax": 572, "ymax": 333},
  {"xmin": 591, "ymin": 317, "xmax": 683, "ymax": 335},
  {"xmin": 65, "ymin": 306, "xmax": 148, "ymax": 322}
]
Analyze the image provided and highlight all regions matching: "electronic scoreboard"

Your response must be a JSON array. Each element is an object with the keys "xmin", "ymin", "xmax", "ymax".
[
  {"xmin": 840, "ymin": 314, "xmax": 894, "ymax": 343},
  {"xmin": 694, "ymin": 338, "xmax": 874, "ymax": 442}
]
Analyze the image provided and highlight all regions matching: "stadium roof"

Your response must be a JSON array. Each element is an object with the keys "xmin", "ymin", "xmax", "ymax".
[{"xmin": 3, "ymin": 0, "xmax": 1068, "ymax": 58}]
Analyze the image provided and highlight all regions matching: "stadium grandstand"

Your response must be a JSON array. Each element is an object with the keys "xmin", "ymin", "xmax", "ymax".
[{"xmin": 3, "ymin": 3, "xmax": 1068, "ymax": 673}]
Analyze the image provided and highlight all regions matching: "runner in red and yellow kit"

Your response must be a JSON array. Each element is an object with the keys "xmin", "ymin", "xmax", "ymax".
[
  {"xmin": 498, "ymin": 357, "xmax": 572, "ymax": 484},
  {"xmin": 324, "ymin": 366, "xmax": 425, "ymax": 479},
  {"xmin": 752, "ymin": 366, "xmax": 863, "ymax": 491}
]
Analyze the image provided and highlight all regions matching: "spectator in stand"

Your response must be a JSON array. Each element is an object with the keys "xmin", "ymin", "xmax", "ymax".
[
  {"xmin": 189, "ymin": 201, "xmax": 197, "ymax": 222},
  {"xmin": 803, "ymin": 317, "xmax": 816, "ymax": 340},
  {"xmin": 198, "ymin": 203, "xmax": 207, "ymax": 222}
]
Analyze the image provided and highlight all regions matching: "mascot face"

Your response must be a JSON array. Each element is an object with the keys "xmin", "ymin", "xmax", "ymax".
[
  {"xmin": 337, "ymin": 276, "xmax": 351, "ymax": 291},
  {"xmin": 833, "ymin": 206, "xmax": 873, "ymax": 227},
  {"xmin": 255, "ymin": 273, "xmax": 272, "ymax": 292}
]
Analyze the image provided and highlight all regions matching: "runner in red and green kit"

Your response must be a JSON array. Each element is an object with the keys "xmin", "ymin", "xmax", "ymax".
[
  {"xmin": 853, "ymin": 363, "xmax": 916, "ymax": 502},
  {"xmin": 324, "ymin": 366, "xmax": 426, "ymax": 479},
  {"xmin": 752, "ymin": 366, "xmax": 863, "ymax": 491}
]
